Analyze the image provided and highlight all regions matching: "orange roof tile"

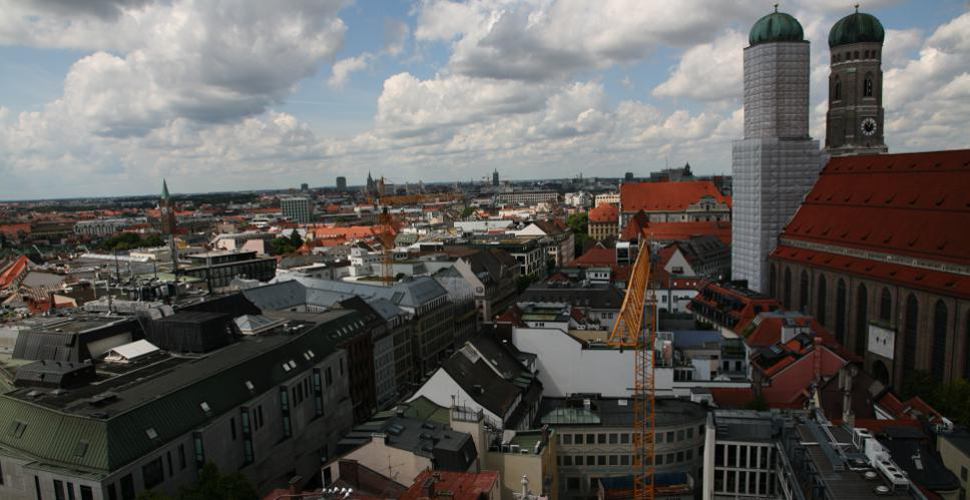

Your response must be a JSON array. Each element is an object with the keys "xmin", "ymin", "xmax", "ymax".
[
  {"xmin": 589, "ymin": 203, "xmax": 619, "ymax": 223},
  {"xmin": 620, "ymin": 180, "xmax": 729, "ymax": 213}
]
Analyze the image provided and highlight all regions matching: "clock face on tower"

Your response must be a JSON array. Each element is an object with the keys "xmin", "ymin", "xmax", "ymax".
[{"xmin": 860, "ymin": 117, "xmax": 878, "ymax": 136}]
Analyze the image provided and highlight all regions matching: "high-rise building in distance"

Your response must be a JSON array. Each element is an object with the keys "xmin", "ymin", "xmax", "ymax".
[
  {"xmin": 281, "ymin": 196, "xmax": 313, "ymax": 223},
  {"xmin": 336, "ymin": 176, "xmax": 347, "ymax": 190}
]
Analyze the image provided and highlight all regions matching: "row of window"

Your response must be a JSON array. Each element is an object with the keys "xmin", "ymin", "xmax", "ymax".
[
  {"xmin": 558, "ymin": 425, "xmax": 703, "ymax": 446},
  {"xmin": 833, "ymin": 49, "xmax": 879, "ymax": 63},
  {"xmin": 714, "ymin": 443, "xmax": 776, "ymax": 470},
  {"xmin": 97, "ymin": 444, "xmax": 188, "ymax": 500},
  {"xmin": 713, "ymin": 469, "xmax": 778, "ymax": 496},
  {"xmin": 775, "ymin": 264, "xmax": 970, "ymax": 382},
  {"xmin": 51, "ymin": 480, "xmax": 93, "ymax": 500},
  {"xmin": 558, "ymin": 447, "xmax": 698, "ymax": 468}
]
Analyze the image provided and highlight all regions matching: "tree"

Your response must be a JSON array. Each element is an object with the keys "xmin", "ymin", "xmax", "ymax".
[
  {"xmin": 177, "ymin": 463, "xmax": 258, "ymax": 500},
  {"xmin": 460, "ymin": 206, "xmax": 475, "ymax": 219},
  {"xmin": 566, "ymin": 212, "xmax": 590, "ymax": 256},
  {"xmin": 288, "ymin": 229, "xmax": 303, "ymax": 248}
]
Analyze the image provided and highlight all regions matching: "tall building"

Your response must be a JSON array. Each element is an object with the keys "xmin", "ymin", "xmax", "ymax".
[
  {"xmin": 492, "ymin": 168, "xmax": 499, "ymax": 187},
  {"xmin": 300, "ymin": 182, "xmax": 309, "ymax": 192},
  {"xmin": 731, "ymin": 8, "xmax": 821, "ymax": 293},
  {"xmin": 336, "ymin": 176, "xmax": 347, "ymax": 190},
  {"xmin": 825, "ymin": 8, "xmax": 888, "ymax": 156},
  {"xmin": 281, "ymin": 196, "xmax": 312, "ymax": 224}
]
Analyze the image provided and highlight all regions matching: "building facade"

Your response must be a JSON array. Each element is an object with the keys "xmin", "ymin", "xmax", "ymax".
[
  {"xmin": 731, "ymin": 9, "xmax": 822, "ymax": 293},
  {"xmin": 281, "ymin": 197, "xmax": 313, "ymax": 224}
]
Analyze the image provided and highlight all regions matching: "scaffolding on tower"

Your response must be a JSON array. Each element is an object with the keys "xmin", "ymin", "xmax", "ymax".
[{"xmin": 607, "ymin": 239, "xmax": 656, "ymax": 500}]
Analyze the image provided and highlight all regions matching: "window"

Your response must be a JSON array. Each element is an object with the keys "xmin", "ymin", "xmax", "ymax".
[
  {"xmin": 836, "ymin": 279, "xmax": 847, "ymax": 344},
  {"xmin": 864, "ymin": 75, "xmax": 874, "ymax": 97},
  {"xmin": 566, "ymin": 477, "xmax": 580, "ymax": 491},
  {"xmin": 598, "ymin": 455, "xmax": 606, "ymax": 465},
  {"xmin": 67, "ymin": 483, "xmax": 76, "ymax": 500},
  {"xmin": 655, "ymin": 454, "xmax": 663, "ymax": 465},
  {"xmin": 620, "ymin": 433, "xmax": 630, "ymax": 444},
  {"xmin": 855, "ymin": 284, "xmax": 868, "ymax": 355},
  {"xmin": 620, "ymin": 455, "xmax": 630, "ymax": 466},
  {"xmin": 677, "ymin": 430, "xmax": 685, "ymax": 441},
  {"xmin": 80, "ymin": 486, "xmax": 94, "ymax": 500},
  {"xmin": 904, "ymin": 294, "xmax": 919, "ymax": 370},
  {"xmin": 932, "ymin": 300, "xmax": 949, "ymax": 382},
  {"xmin": 142, "ymin": 456, "xmax": 165, "ymax": 489},
  {"xmin": 609, "ymin": 433, "xmax": 618, "ymax": 444},
  {"xmin": 965, "ymin": 314, "xmax": 970, "ymax": 380},
  {"xmin": 230, "ymin": 417, "xmax": 236, "ymax": 441},
  {"xmin": 54, "ymin": 479, "xmax": 65, "ymax": 500},
  {"xmin": 574, "ymin": 434, "xmax": 583, "ymax": 445},
  {"xmin": 166, "ymin": 452, "xmax": 172, "ymax": 477},
  {"xmin": 666, "ymin": 431, "xmax": 674, "ymax": 443},
  {"xmin": 107, "ymin": 483, "xmax": 118, "ymax": 500},
  {"xmin": 799, "ymin": 271, "xmax": 809, "ymax": 312},
  {"xmin": 563, "ymin": 456, "xmax": 573, "ymax": 466},
  {"xmin": 178, "ymin": 444, "xmax": 186, "ymax": 470},
  {"xmin": 120, "ymin": 474, "xmax": 135, "ymax": 500},
  {"xmin": 326, "ymin": 367, "xmax": 333, "ymax": 387},
  {"xmin": 563, "ymin": 434, "xmax": 573, "ymax": 445},
  {"xmin": 880, "ymin": 288, "xmax": 892, "ymax": 322},
  {"xmin": 783, "ymin": 267, "xmax": 792, "ymax": 308},
  {"xmin": 597, "ymin": 433, "xmax": 606, "ymax": 444},
  {"xmin": 817, "ymin": 274, "xmax": 828, "ymax": 325},
  {"xmin": 834, "ymin": 77, "xmax": 842, "ymax": 101},
  {"xmin": 609, "ymin": 455, "xmax": 618, "ymax": 466},
  {"xmin": 769, "ymin": 264, "xmax": 777, "ymax": 298}
]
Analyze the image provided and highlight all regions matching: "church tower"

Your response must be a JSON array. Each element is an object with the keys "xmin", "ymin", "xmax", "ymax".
[
  {"xmin": 731, "ymin": 7, "xmax": 822, "ymax": 293},
  {"xmin": 825, "ymin": 8, "xmax": 888, "ymax": 156}
]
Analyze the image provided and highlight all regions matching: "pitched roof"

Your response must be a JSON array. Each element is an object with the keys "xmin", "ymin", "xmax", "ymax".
[
  {"xmin": 589, "ymin": 203, "xmax": 619, "ymax": 223},
  {"xmin": 0, "ymin": 255, "xmax": 30, "ymax": 289},
  {"xmin": 777, "ymin": 149, "xmax": 970, "ymax": 266},
  {"xmin": 620, "ymin": 180, "xmax": 729, "ymax": 213},
  {"xmin": 400, "ymin": 470, "xmax": 498, "ymax": 500},
  {"xmin": 643, "ymin": 221, "xmax": 731, "ymax": 245},
  {"xmin": 571, "ymin": 247, "xmax": 617, "ymax": 267}
]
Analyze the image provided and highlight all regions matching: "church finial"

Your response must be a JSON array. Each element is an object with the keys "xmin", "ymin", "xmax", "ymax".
[
  {"xmin": 774, "ymin": 3, "xmax": 779, "ymax": 12},
  {"xmin": 854, "ymin": 3, "xmax": 859, "ymax": 12}
]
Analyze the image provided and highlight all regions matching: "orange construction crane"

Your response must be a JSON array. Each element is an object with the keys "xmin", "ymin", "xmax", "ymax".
[
  {"xmin": 607, "ymin": 242, "xmax": 656, "ymax": 500},
  {"xmin": 374, "ymin": 207, "xmax": 401, "ymax": 285}
]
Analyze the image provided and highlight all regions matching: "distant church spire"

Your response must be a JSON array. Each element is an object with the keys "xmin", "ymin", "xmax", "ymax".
[{"xmin": 161, "ymin": 179, "xmax": 170, "ymax": 200}]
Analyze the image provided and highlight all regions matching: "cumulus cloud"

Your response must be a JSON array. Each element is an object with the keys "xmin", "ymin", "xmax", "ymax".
[
  {"xmin": 415, "ymin": 0, "xmax": 764, "ymax": 82},
  {"xmin": 652, "ymin": 30, "xmax": 744, "ymax": 102},
  {"xmin": 328, "ymin": 54, "xmax": 374, "ymax": 89}
]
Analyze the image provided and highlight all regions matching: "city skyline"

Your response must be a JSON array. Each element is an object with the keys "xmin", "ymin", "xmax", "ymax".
[{"xmin": 0, "ymin": 0, "xmax": 968, "ymax": 200}]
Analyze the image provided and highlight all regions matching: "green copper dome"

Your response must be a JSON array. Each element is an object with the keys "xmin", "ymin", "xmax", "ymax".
[
  {"xmin": 828, "ymin": 11, "xmax": 885, "ymax": 47},
  {"xmin": 749, "ymin": 10, "xmax": 804, "ymax": 46}
]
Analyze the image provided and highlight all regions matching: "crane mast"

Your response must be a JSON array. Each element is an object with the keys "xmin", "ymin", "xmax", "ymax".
[{"xmin": 607, "ymin": 242, "xmax": 656, "ymax": 500}]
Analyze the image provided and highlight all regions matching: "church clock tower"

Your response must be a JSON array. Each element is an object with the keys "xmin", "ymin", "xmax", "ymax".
[{"xmin": 825, "ymin": 7, "xmax": 888, "ymax": 156}]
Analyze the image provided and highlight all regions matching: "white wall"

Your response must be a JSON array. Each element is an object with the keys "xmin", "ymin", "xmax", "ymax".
[
  {"xmin": 408, "ymin": 369, "xmax": 503, "ymax": 428},
  {"xmin": 511, "ymin": 327, "xmax": 635, "ymax": 398}
]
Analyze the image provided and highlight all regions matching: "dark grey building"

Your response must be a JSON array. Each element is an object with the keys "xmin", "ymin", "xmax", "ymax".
[{"xmin": 0, "ymin": 310, "xmax": 361, "ymax": 500}]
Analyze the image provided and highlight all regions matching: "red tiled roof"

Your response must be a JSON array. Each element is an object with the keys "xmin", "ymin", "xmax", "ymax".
[
  {"xmin": 771, "ymin": 245, "xmax": 970, "ymax": 300},
  {"xmin": 709, "ymin": 387, "xmax": 756, "ymax": 409},
  {"xmin": 642, "ymin": 221, "xmax": 731, "ymax": 245},
  {"xmin": 620, "ymin": 180, "xmax": 730, "ymax": 213},
  {"xmin": 589, "ymin": 203, "xmax": 619, "ymax": 223},
  {"xmin": 572, "ymin": 247, "xmax": 617, "ymax": 267},
  {"xmin": 778, "ymin": 149, "xmax": 970, "ymax": 266},
  {"xmin": 0, "ymin": 256, "xmax": 30, "ymax": 289},
  {"xmin": 400, "ymin": 470, "xmax": 498, "ymax": 500},
  {"xmin": 0, "ymin": 223, "xmax": 31, "ymax": 237}
]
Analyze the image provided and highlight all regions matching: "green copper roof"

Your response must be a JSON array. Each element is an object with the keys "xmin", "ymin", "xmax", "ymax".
[
  {"xmin": 749, "ymin": 10, "xmax": 804, "ymax": 46},
  {"xmin": 161, "ymin": 179, "xmax": 170, "ymax": 200},
  {"xmin": 829, "ymin": 11, "xmax": 885, "ymax": 47}
]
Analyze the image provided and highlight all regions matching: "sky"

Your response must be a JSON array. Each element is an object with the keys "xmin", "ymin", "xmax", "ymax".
[{"xmin": 0, "ymin": 0, "xmax": 968, "ymax": 200}]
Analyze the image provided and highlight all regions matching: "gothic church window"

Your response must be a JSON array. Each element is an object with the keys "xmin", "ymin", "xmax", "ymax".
[{"xmin": 864, "ymin": 75, "xmax": 874, "ymax": 97}]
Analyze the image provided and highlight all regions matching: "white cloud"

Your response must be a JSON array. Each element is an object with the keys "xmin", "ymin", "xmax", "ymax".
[
  {"xmin": 328, "ymin": 54, "xmax": 373, "ymax": 89},
  {"xmin": 384, "ymin": 19, "xmax": 410, "ymax": 55},
  {"xmin": 652, "ymin": 30, "xmax": 744, "ymax": 102}
]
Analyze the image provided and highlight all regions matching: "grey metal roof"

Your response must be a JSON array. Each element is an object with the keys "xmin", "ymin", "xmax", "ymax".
[
  {"xmin": 289, "ymin": 276, "xmax": 447, "ymax": 308},
  {"xmin": 0, "ymin": 309, "xmax": 365, "ymax": 474}
]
